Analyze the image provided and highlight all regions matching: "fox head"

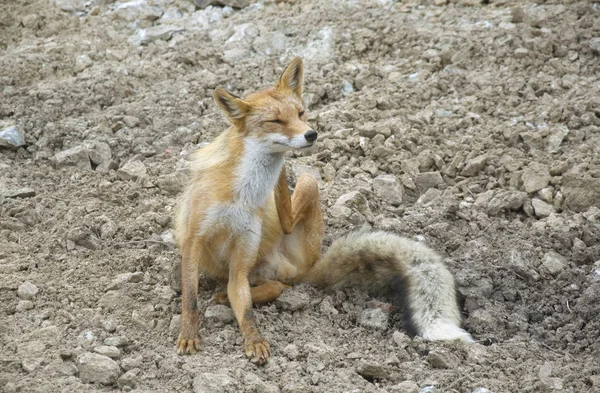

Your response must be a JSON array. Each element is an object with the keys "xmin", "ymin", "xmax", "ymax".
[{"xmin": 213, "ymin": 57, "xmax": 317, "ymax": 153}]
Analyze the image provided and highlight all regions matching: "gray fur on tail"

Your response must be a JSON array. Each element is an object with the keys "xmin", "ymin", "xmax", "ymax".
[{"xmin": 307, "ymin": 228, "xmax": 474, "ymax": 343}]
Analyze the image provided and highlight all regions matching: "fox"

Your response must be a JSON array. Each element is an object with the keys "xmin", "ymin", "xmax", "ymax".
[{"xmin": 173, "ymin": 57, "xmax": 473, "ymax": 365}]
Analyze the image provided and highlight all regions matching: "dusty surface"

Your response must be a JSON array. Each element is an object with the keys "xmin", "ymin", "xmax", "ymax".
[{"xmin": 1, "ymin": 0, "xmax": 600, "ymax": 392}]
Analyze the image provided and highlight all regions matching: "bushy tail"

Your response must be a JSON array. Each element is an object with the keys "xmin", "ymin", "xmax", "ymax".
[{"xmin": 306, "ymin": 228, "xmax": 474, "ymax": 343}]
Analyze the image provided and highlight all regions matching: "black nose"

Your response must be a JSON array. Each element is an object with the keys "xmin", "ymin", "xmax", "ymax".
[{"xmin": 304, "ymin": 130, "xmax": 318, "ymax": 143}]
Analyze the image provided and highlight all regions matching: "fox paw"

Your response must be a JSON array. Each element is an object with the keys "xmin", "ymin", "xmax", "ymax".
[
  {"xmin": 176, "ymin": 334, "xmax": 201, "ymax": 355},
  {"xmin": 243, "ymin": 337, "xmax": 270, "ymax": 365}
]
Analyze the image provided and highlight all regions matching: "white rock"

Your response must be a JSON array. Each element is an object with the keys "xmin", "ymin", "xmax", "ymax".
[
  {"xmin": 74, "ymin": 55, "xmax": 93, "ymax": 73},
  {"xmin": 542, "ymin": 251, "xmax": 566, "ymax": 276},
  {"xmin": 76, "ymin": 352, "xmax": 121, "ymax": 385},
  {"xmin": 373, "ymin": 174, "xmax": 403, "ymax": 206},
  {"xmin": 94, "ymin": 345, "xmax": 121, "ymax": 359},
  {"xmin": 17, "ymin": 281, "xmax": 39, "ymax": 300},
  {"xmin": 0, "ymin": 125, "xmax": 26, "ymax": 148}
]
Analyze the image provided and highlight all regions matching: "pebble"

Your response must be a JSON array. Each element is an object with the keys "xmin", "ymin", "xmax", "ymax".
[
  {"xmin": 333, "ymin": 191, "xmax": 369, "ymax": 214},
  {"xmin": 76, "ymin": 352, "xmax": 121, "ymax": 385},
  {"xmin": 542, "ymin": 251, "xmax": 566, "ymax": 276},
  {"xmin": 22, "ymin": 358, "xmax": 43, "ymax": 373},
  {"xmin": 283, "ymin": 344, "xmax": 299, "ymax": 360},
  {"xmin": 94, "ymin": 345, "xmax": 121, "ymax": 359},
  {"xmin": 129, "ymin": 25, "xmax": 184, "ymax": 46},
  {"xmin": 204, "ymin": 305, "xmax": 235, "ymax": 324},
  {"xmin": 522, "ymin": 163, "xmax": 550, "ymax": 193},
  {"xmin": 531, "ymin": 198, "xmax": 555, "ymax": 218},
  {"xmin": 118, "ymin": 368, "xmax": 140, "ymax": 389},
  {"xmin": 103, "ymin": 336, "xmax": 130, "ymax": 347},
  {"xmin": 427, "ymin": 350, "xmax": 460, "ymax": 369},
  {"xmin": 83, "ymin": 140, "xmax": 112, "ymax": 166},
  {"xmin": 514, "ymin": 47, "xmax": 529, "ymax": 58},
  {"xmin": 16, "ymin": 300, "xmax": 34, "ymax": 311},
  {"xmin": 54, "ymin": 145, "xmax": 92, "ymax": 170},
  {"xmin": 17, "ymin": 281, "xmax": 39, "ymax": 300},
  {"xmin": 461, "ymin": 154, "xmax": 488, "ymax": 177},
  {"xmin": 0, "ymin": 124, "xmax": 26, "ymax": 148},
  {"xmin": 169, "ymin": 315, "xmax": 181, "ymax": 335},
  {"xmin": 359, "ymin": 308, "xmax": 389, "ymax": 330},
  {"xmin": 193, "ymin": 372, "xmax": 236, "ymax": 393},
  {"xmin": 372, "ymin": 174, "xmax": 403, "ymax": 206},
  {"xmin": 487, "ymin": 190, "xmax": 528, "ymax": 215},
  {"xmin": 74, "ymin": 54, "xmax": 93, "ymax": 73},
  {"xmin": 356, "ymin": 360, "xmax": 388, "ymax": 380},
  {"xmin": 414, "ymin": 172, "xmax": 445, "ymax": 193},
  {"xmin": 121, "ymin": 355, "xmax": 143, "ymax": 371},
  {"xmin": 117, "ymin": 159, "xmax": 147, "ymax": 181},
  {"xmin": 2, "ymin": 187, "xmax": 36, "ymax": 198},
  {"xmin": 101, "ymin": 318, "xmax": 117, "ymax": 333},
  {"xmin": 276, "ymin": 289, "xmax": 309, "ymax": 311},
  {"xmin": 389, "ymin": 381, "xmax": 419, "ymax": 393},
  {"xmin": 562, "ymin": 174, "xmax": 600, "ymax": 212},
  {"xmin": 194, "ymin": 0, "xmax": 249, "ymax": 8}
]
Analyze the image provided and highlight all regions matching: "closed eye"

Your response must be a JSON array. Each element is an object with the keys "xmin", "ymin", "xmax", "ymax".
[
  {"xmin": 267, "ymin": 119, "xmax": 283, "ymax": 125},
  {"xmin": 299, "ymin": 111, "xmax": 305, "ymax": 117}
]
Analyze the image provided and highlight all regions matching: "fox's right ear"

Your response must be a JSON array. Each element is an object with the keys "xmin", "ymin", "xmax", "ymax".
[
  {"xmin": 276, "ymin": 57, "xmax": 303, "ymax": 98},
  {"xmin": 214, "ymin": 88, "xmax": 250, "ymax": 122}
]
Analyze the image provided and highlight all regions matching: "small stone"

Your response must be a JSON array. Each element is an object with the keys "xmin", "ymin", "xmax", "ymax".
[
  {"xmin": 542, "ymin": 251, "xmax": 566, "ymax": 276},
  {"xmin": 113, "ymin": 0, "xmax": 162, "ymax": 21},
  {"xmin": 547, "ymin": 126, "xmax": 569, "ymax": 153},
  {"xmin": 427, "ymin": 350, "xmax": 460, "ymax": 369},
  {"xmin": 94, "ymin": 345, "xmax": 121, "ymax": 359},
  {"xmin": 74, "ymin": 54, "xmax": 93, "ymax": 73},
  {"xmin": 334, "ymin": 191, "xmax": 369, "ymax": 214},
  {"xmin": 157, "ymin": 172, "xmax": 187, "ymax": 195},
  {"xmin": 537, "ymin": 188, "xmax": 553, "ymax": 203},
  {"xmin": 83, "ymin": 141, "xmax": 112, "ymax": 166},
  {"xmin": 487, "ymin": 191, "xmax": 528, "ymax": 215},
  {"xmin": 76, "ymin": 352, "xmax": 121, "ymax": 385},
  {"xmin": 103, "ymin": 336, "xmax": 129, "ymax": 347},
  {"xmin": 531, "ymin": 198, "xmax": 555, "ymax": 218},
  {"xmin": 549, "ymin": 161, "xmax": 568, "ymax": 176},
  {"xmin": 522, "ymin": 163, "xmax": 550, "ymax": 193},
  {"xmin": 54, "ymin": 145, "xmax": 92, "ymax": 170},
  {"xmin": 562, "ymin": 175, "xmax": 600, "ymax": 212},
  {"xmin": 276, "ymin": 289, "xmax": 309, "ymax": 311},
  {"xmin": 101, "ymin": 318, "xmax": 117, "ymax": 333},
  {"xmin": 514, "ymin": 48, "xmax": 529, "ymax": 58},
  {"xmin": 0, "ymin": 125, "xmax": 26, "ymax": 148},
  {"xmin": 22, "ymin": 358, "xmax": 43, "ymax": 373},
  {"xmin": 204, "ymin": 305, "xmax": 235, "ymax": 324},
  {"xmin": 415, "ymin": 172, "xmax": 445, "ymax": 193},
  {"xmin": 389, "ymin": 381, "xmax": 419, "ymax": 393},
  {"xmin": 511, "ymin": 6, "xmax": 525, "ymax": 23},
  {"xmin": 128, "ymin": 25, "xmax": 184, "ymax": 46},
  {"xmin": 55, "ymin": 0, "xmax": 86, "ymax": 12},
  {"xmin": 193, "ymin": 373, "xmax": 236, "ymax": 393},
  {"xmin": 16, "ymin": 300, "xmax": 34, "ymax": 311},
  {"xmin": 2, "ymin": 188, "xmax": 36, "ymax": 198},
  {"xmin": 372, "ymin": 174, "xmax": 403, "ymax": 206},
  {"xmin": 283, "ymin": 344, "xmax": 299, "ymax": 360},
  {"xmin": 252, "ymin": 31, "xmax": 288, "ymax": 56},
  {"xmin": 117, "ymin": 159, "xmax": 147, "ymax": 181},
  {"xmin": 589, "ymin": 37, "xmax": 600, "ymax": 55},
  {"xmin": 194, "ymin": 0, "xmax": 249, "ymax": 8},
  {"xmin": 356, "ymin": 360, "xmax": 388, "ymax": 380},
  {"xmin": 169, "ymin": 315, "xmax": 181, "ymax": 335},
  {"xmin": 461, "ymin": 154, "xmax": 488, "ymax": 177},
  {"xmin": 121, "ymin": 356, "xmax": 143, "ymax": 371},
  {"xmin": 416, "ymin": 188, "xmax": 442, "ymax": 205},
  {"xmin": 118, "ymin": 368, "xmax": 140, "ymax": 389},
  {"xmin": 359, "ymin": 308, "xmax": 389, "ymax": 330},
  {"xmin": 123, "ymin": 116, "xmax": 140, "ymax": 128},
  {"xmin": 17, "ymin": 281, "xmax": 39, "ymax": 300}
]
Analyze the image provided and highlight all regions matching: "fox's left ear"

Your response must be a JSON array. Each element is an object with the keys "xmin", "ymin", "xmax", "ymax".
[
  {"xmin": 276, "ymin": 57, "xmax": 303, "ymax": 98},
  {"xmin": 214, "ymin": 88, "xmax": 250, "ymax": 123}
]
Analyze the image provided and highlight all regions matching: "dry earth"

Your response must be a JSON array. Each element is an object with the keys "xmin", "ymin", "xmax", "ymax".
[{"xmin": 1, "ymin": 0, "xmax": 600, "ymax": 392}]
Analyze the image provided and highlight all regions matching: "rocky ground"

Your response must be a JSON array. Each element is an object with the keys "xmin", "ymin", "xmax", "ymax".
[{"xmin": 1, "ymin": 0, "xmax": 600, "ymax": 392}]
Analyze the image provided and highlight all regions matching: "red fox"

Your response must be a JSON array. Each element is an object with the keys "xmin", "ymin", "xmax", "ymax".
[{"xmin": 173, "ymin": 57, "xmax": 473, "ymax": 365}]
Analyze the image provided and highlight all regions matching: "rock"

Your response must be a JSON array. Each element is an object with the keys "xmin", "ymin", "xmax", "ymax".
[
  {"xmin": 194, "ymin": 0, "xmax": 249, "ymax": 9},
  {"xmin": 22, "ymin": 358, "xmax": 43, "ymax": 373},
  {"xmin": 415, "ymin": 172, "xmax": 445, "ymax": 193},
  {"xmin": 2, "ymin": 188, "xmax": 35, "ymax": 198},
  {"xmin": 121, "ymin": 355, "xmax": 143, "ymax": 371},
  {"xmin": 169, "ymin": 315, "xmax": 181, "ymax": 335},
  {"xmin": 55, "ymin": 0, "xmax": 86, "ymax": 13},
  {"xmin": 509, "ymin": 250, "xmax": 540, "ymax": 283},
  {"xmin": 74, "ymin": 54, "xmax": 92, "ymax": 73},
  {"xmin": 193, "ymin": 373, "xmax": 236, "ymax": 393},
  {"xmin": 389, "ymin": 381, "xmax": 419, "ymax": 393},
  {"xmin": 589, "ymin": 37, "xmax": 600, "ymax": 55},
  {"xmin": 129, "ymin": 25, "xmax": 184, "ymax": 46},
  {"xmin": 283, "ymin": 344, "xmax": 299, "ymax": 360},
  {"xmin": 67, "ymin": 227, "xmax": 99, "ymax": 250},
  {"xmin": 511, "ymin": 6, "xmax": 525, "ymax": 23},
  {"xmin": 514, "ymin": 47, "xmax": 529, "ymax": 58},
  {"xmin": 531, "ymin": 198, "xmax": 555, "ymax": 218},
  {"xmin": 204, "ymin": 305, "xmax": 235, "ymax": 324},
  {"xmin": 427, "ymin": 350, "xmax": 460, "ymax": 369},
  {"xmin": 461, "ymin": 154, "xmax": 488, "ymax": 177},
  {"xmin": 356, "ymin": 360, "xmax": 388, "ymax": 380},
  {"xmin": 103, "ymin": 336, "xmax": 129, "ymax": 347},
  {"xmin": 562, "ymin": 175, "xmax": 600, "ymax": 212},
  {"xmin": 101, "ymin": 319, "xmax": 117, "ymax": 333},
  {"xmin": 359, "ymin": 308, "xmax": 389, "ymax": 330},
  {"xmin": 550, "ymin": 161, "xmax": 568, "ymax": 176},
  {"xmin": 522, "ymin": 163, "xmax": 550, "ymax": 193},
  {"xmin": 547, "ymin": 126, "xmax": 569, "ymax": 153},
  {"xmin": 17, "ymin": 281, "xmax": 39, "ymax": 300},
  {"xmin": 123, "ymin": 116, "xmax": 140, "ymax": 128},
  {"xmin": 372, "ymin": 174, "xmax": 403, "ymax": 206},
  {"xmin": 416, "ymin": 188, "xmax": 442, "ymax": 205},
  {"xmin": 542, "ymin": 251, "xmax": 566, "ymax": 276},
  {"xmin": 16, "ymin": 300, "xmax": 34, "ymax": 311},
  {"xmin": 0, "ymin": 125, "xmax": 26, "ymax": 148},
  {"xmin": 276, "ymin": 289, "xmax": 309, "ymax": 311},
  {"xmin": 54, "ymin": 145, "xmax": 92, "ymax": 170},
  {"xmin": 113, "ymin": 0, "xmax": 162, "ymax": 21},
  {"xmin": 106, "ymin": 272, "xmax": 144, "ymax": 291},
  {"xmin": 160, "ymin": 7, "xmax": 183, "ymax": 24},
  {"xmin": 83, "ymin": 141, "xmax": 112, "ymax": 166},
  {"xmin": 252, "ymin": 32, "xmax": 287, "ymax": 56},
  {"xmin": 118, "ymin": 368, "xmax": 140, "ymax": 389},
  {"xmin": 487, "ymin": 191, "xmax": 528, "ymax": 215},
  {"xmin": 117, "ymin": 159, "xmax": 147, "ymax": 181},
  {"xmin": 157, "ymin": 172, "xmax": 187, "ymax": 195},
  {"xmin": 94, "ymin": 345, "xmax": 121, "ymax": 359},
  {"xmin": 537, "ymin": 188, "xmax": 553, "ymax": 203},
  {"xmin": 333, "ymin": 191, "xmax": 369, "ymax": 214},
  {"xmin": 76, "ymin": 352, "xmax": 121, "ymax": 385}
]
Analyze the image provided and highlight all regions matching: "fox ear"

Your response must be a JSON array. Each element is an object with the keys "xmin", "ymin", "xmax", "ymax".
[
  {"xmin": 276, "ymin": 57, "xmax": 303, "ymax": 98},
  {"xmin": 214, "ymin": 88, "xmax": 249, "ymax": 122}
]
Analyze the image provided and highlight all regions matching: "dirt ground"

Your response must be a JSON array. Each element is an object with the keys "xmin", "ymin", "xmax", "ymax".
[{"xmin": 1, "ymin": 0, "xmax": 599, "ymax": 392}]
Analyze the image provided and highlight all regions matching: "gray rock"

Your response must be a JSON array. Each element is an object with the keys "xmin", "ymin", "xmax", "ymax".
[
  {"xmin": 67, "ymin": 227, "xmax": 99, "ymax": 250},
  {"xmin": 415, "ymin": 172, "xmax": 445, "ymax": 193},
  {"xmin": 55, "ymin": 145, "xmax": 92, "ymax": 170},
  {"xmin": 461, "ymin": 154, "xmax": 488, "ymax": 177},
  {"xmin": 522, "ymin": 163, "xmax": 550, "ymax": 193},
  {"xmin": 16, "ymin": 300, "xmax": 34, "ymax": 311},
  {"xmin": 169, "ymin": 315, "xmax": 181, "ymax": 335},
  {"xmin": 160, "ymin": 7, "xmax": 183, "ymax": 24},
  {"xmin": 0, "ymin": 125, "xmax": 26, "ymax": 148},
  {"xmin": 487, "ymin": 190, "xmax": 528, "ymax": 215},
  {"xmin": 157, "ymin": 172, "xmax": 187, "ymax": 195},
  {"xmin": 17, "ymin": 281, "xmax": 39, "ymax": 300},
  {"xmin": 204, "ymin": 305, "xmax": 235, "ymax": 324},
  {"xmin": 83, "ymin": 141, "xmax": 112, "ymax": 166},
  {"xmin": 2, "ymin": 188, "xmax": 35, "ymax": 198},
  {"xmin": 118, "ymin": 368, "xmax": 140, "ymax": 389},
  {"xmin": 542, "ymin": 251, "xmax": 566, "ymax": 276},
  {"xmin": 427, "ymin": 350, "xmax": 460, "ymax": 369},
  {"xmin": 589, "ymin": 37, "xmax": 600, "ymax": 55},
  {"xmin": 55, "ymin": 0, "xmax": 86, "ymax": 12},
  {"xmin": 101, "ymin": 318, "xmax": 117, "ymax": 333},
  {"xmin": 106, "ymin": 272, "xmax": 144, "ymax": 291},
  {"xmin": 514, "ymin": 47, "xmax": 529, "ymax": 58},
  {"xmin": 283, "ymin": 344, "xmax": 299, "ymax": 360},
  {"xmin": 121, "ymin": 355, "xmax": 143, "ymax": 371},
  {"xmin": 117, "ymin": 159, "xmax": 147, "ymax": 181},
  {"xmin": 252, "ymin": 32, "xmax": 288, "ymax": 56},
  {"xmin": 76, "ymin": 352, "xmax": 121, "ymax": 385},
  {"xmin": 193, "ymin": 372, "xmax": 236, "ymax": 393},
  {"xmin": 94, "ymin": 345, "xmax": 121, "ymax": 359},
  {"xmin": 531, "ymin": 198, "xmax": 555, "ymax": 218},
  {"xmin": 359, "ymin": 308, "xmax": 389, "ymax": 330},
  {"xmin": 334, "ymin": 191, "xmax": 369, "ymax": 214},
  {"xmin": 103, "ymin": 336, "xmax": 129, "ymax": 347},
  {"xmin": 389, "ymin": 381, "xmax": 419, "ymax": 393},
  {"xmin": 509, "ymin": 249, "xmax": 539, "ymax": 283},
  {"xmin": 547, "ymin": 125, "xmax": 569, "ymax": 153},
  {"xmin": 74, "ymin": 54, "xmax": 92, "ymax": 73},
  {"xmin": 356, "ymin": 360, "xmax": 388, "ymax": 380},
  {"xmin": 416, "ymin": 188, "xmax": 442, "ymax": 205},
  {"xmin": 129, "ymin": 25, "xmax": 184, "ymax": 46},
  {"xmin": 113, "ymin": 0, "xmax": 162, "ymax": 21},
  {"xmin": 194, "ymin": 0, "xmax": 249, "ymax": 8},
  {"xmin": 562, "ymin": 175, "xmax": 600, "ymax": 212},
  {"xmin": 276, "ymin": 289, "xmax": 309, "ymax": 311},
  {"xmin": 373, "ymin": 174, "xmax": 403, "ymax": 206},
  {"xmin": 22, "ymin": 358, "xmax": 43, "ymax": 373}
]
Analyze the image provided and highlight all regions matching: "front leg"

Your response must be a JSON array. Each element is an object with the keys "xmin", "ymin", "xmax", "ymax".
[
  {"xmin": 176, "ymin": 238, "xmax": 202, "ymax": 355},
  {"xmin": 228, "ymin": 238, "xmax": 270, "ymax": 365}
]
